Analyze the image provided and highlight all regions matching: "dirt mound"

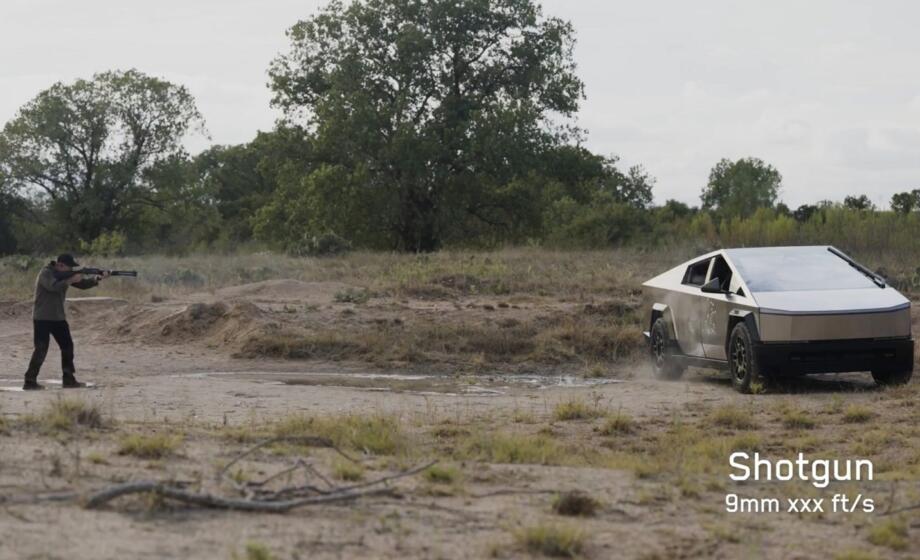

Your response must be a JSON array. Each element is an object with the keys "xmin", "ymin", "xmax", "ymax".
[
  {"xmin": 204, "ymin": 279, "xmax": 353, "ymax": 304},
  {"xmin": 108, "ymin": 301, "xmax": 267, "ymax": 348}
]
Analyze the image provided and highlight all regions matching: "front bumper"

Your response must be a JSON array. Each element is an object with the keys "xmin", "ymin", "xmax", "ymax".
[{"xmin": 754, "ymin": 337, "xmax": 914, "ymax": 376}]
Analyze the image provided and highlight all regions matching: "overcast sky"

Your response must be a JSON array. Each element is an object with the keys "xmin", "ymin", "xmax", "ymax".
[{"xmin": 2, "ymin": 0, "xmax": 919, "ymax": 207}]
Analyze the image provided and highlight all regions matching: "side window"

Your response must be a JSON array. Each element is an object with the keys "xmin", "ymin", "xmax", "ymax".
[
  {"xmin": 683, "ymin": 258, "xmax": 711, "ymax": 286},
  {"xmin": 708, "ymin": 256, "xmax": 734, "ymax": 291}
]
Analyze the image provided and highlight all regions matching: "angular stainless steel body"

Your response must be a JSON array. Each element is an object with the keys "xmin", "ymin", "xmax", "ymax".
[{"xmin": 642, "ymin": 246, "xmax": 914, "ymax": 377}]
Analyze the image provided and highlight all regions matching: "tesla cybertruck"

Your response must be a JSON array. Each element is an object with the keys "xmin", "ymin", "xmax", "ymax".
[{"xmin": 642, "ymin": 246, "xmax": 914, "ymax": 392}]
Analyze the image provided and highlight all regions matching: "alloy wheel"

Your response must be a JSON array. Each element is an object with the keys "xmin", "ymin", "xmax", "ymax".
[{"xmin": 732, "ymin": 339, "xmax": 747, "ymax": 380}]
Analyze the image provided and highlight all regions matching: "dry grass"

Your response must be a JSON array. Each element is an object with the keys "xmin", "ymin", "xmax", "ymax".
[
  {"xmin": 233, "ymin": 542, "xmax": 275, "ymax": 560},
  {"xmin": 273, "ymin": 413, "xmax": 407, "ymax": 456},
  {"xmin": 238, "ymin": 316, "xmax": 644, "ymax": 368},
  {"xmin": 332, "ymin": 459, "xmax": 365, "ymax": 481},
  {"xmin": 423, "ymin": 464, "xmax": 462, "ymax": 485},
  {"xmin": 553, "ymin": 397, "xmax": 603, "ymax": 421},
  {"xmin": 841, "ymin": 405, "xmax": 875, "ymax": 424},
  {"xmin": 0, "ymin": 248, "xmax": 679, "ymax": 304},
  {"xmin": 600, "ymin": 412, "xmax": 635, "ymax": 435},
  {"xmin": 779, "ymin": 405, "xmax": 817, "ymax": 430},
  {"xmin": 23, "ymin": 398, "xmax": 105, "ymax": 434},
  {"xmin": 709, "ymin": 405, "xmax": 757, "ymax": 430},
  {"xmin": 456, "ymin": 432, "xmax": 572, "ymax": 466},
  {"xmin": 866, "ymin": 518, "xmax": 908, "ymax": 551},
  {"xmin": 513, "ymin": 523, "xmax": 586, "ymax": 558},
  {"xmin": 117, "ymin": 433, "xmax": 182, "ymax": 459}
]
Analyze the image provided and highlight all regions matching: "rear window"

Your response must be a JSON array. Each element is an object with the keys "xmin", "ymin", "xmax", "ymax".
[{"xmin": 726, "ymin": 247, "xmax": 878, "ymax": 293}]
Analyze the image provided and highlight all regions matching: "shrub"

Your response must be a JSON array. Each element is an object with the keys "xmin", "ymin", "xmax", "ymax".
[
  {"xmin": 79, "ymin": 231, "xmax": 127, "ymax": 257},
  {"xmin": 287, "ymin": 232, "xmax": 351, "ymax": 257},
  {"xmin": 552, "ymin": 492, "xmax": 599, "ymax": 517}
]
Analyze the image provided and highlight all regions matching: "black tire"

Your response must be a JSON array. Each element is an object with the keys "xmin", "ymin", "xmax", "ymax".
[
  {"xmin": 871, "ymin": 369, "xmax": 912, "ymax": 386},
  {"xmin": 729, "ymin": 322, "xmax": 762, "ymax": 393},
  {"xmin": 650, "ymin": 317, "xmax": 685, "ymax": 380}
]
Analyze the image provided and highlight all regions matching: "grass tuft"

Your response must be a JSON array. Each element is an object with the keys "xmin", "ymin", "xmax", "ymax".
[
  {"xmin": 233, "ymin": 542, "xmax": 275, "ymax": 560},
  {"xmin": 514, "ymin": 524, "xmax": 585, "ymax": 558},
  {"xmin": 553, "ymin": 397, "xmax": 602, "ymax": 421},
  {"xmin": 457, "ymin": 432, "xmax": 571, "ymax": 465},
  {"xmin": 709, "ymin": 405, "xmax": 756, "ymax": 430},
  {"xmin": 117, "ymin": 433, "xmax": 181, "ymax": 459},
  {"xmin": 600, "ymin": 413, "xmax": 634, "ymax": 435},
  {"xmin": 273, "ymin": 413, "xmax": 406, "ymax": 455},
  {"xmin": 867, "ymin": 518, "xmax": 908, "ymax": 551},
  {"xmin": 423, "ymin": 464, "xmax": 461, "ymax": 485},
  {"xmin": 842, "ymin": 405, "xmax": 875, "ymax": 424},
  {"xmin": 332, "ymin": 459, "xmax": 365, "ymax": 481},
  {"xmin": 27, "ymin": 398, "xmax": 105, "ymax": 433},
  {"xmin": 781, "ymin": 408, "xmax": 817, "ymax": 430}
]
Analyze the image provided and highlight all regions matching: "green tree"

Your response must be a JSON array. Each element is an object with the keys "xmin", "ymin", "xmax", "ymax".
[
  {"xmin": 843, "ymin": 194, "xmax": 874, "ymax": 211},
  {"xmin": 793, "ymin": 204, "xmax": 818, "ymax": 223},
  {"xmin": 701, "ymin": 157, "xmax": 781, "ymax": 218},
  {"xmin": 0, "ymin": 171, "xmax": 20, "ymax": 253},
  {"xmin": 0, "ymin": 69, "xmax": 205, "ymax": 244},
  {"xmin": 265, "ymin": 0, "xmax": 584, "ymax": 251},
  {"xmin": 890, "ymin": 189, "xmax": 920, "ymax": 214}
]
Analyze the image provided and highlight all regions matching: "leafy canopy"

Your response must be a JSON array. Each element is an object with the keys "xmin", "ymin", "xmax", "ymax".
[
  {"xmin": 0, "ymin": 69, "xmax": 205, "ymax": 243},
  {"xmin": 701, "ymin": 157, "xmax": 781, "ymax": 218},
  {"xmin": 265, "ymin": 0, "xmax": 585, "ymax": 251}
]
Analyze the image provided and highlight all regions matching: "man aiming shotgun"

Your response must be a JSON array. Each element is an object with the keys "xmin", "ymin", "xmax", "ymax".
[{"xmin": 23, "ymin": 254, "xmax": 136, "ymax": 390}]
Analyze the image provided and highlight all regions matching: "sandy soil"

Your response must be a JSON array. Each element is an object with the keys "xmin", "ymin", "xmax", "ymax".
[{"xmin": 1, "ymin": 287, "xmax": 918, "ymax": 559}]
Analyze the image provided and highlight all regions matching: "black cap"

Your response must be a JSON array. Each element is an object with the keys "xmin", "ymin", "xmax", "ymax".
[{"xmin": 56, "ymin": 254, "xmax": 80, "ymax": 267}]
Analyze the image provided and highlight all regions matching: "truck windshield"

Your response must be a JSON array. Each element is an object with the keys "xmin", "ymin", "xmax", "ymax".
[{"xmin": 725, "ymin": 246, "xmax": 879, "ymax": 293}]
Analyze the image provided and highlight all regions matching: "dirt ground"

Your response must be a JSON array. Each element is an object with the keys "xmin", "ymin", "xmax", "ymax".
[{"xmin": 1, "ymin": 283, "xmax": 919, "ymax": 559}]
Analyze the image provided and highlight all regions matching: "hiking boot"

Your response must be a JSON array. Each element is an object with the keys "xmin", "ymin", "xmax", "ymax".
[
  {"xmin": 62, "ymin": 376, "xmax": 86, "ymax": 389},
  {"xmin": 23, "ymin": 380, "xmax": 45, "ymax": 391}
]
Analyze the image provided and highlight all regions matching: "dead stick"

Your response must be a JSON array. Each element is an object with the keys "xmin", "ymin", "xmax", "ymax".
[
  {"xmin": 86, "ymin": 461, "xmax": 435, "ymax": 513},
  {"xmin": 217, "ymin": 436, "xmax": 336, "ymax": 479},
  {"xmin": 85, "ymin": 481, "xmax": 394, "ymax": 513}
]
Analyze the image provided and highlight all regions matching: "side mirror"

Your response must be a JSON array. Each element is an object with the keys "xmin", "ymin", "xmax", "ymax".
[{"xmin": 701, "ymin": 277, "xmax": 726, "ymax": 294}]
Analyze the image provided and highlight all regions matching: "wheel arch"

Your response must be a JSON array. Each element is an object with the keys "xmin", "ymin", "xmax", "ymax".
[
  {"xmin": 650, "ymin": 303, "xmax": 675, "ymax": 337},
  {"xmin": 725, "ymin": 309, "xmax": 760, "ymax": 356}
]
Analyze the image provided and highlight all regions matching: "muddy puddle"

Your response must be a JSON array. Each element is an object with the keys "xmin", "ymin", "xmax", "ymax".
[{"xmin": 168, "ymin": 371, "xmax": 623, "ymax": 396}]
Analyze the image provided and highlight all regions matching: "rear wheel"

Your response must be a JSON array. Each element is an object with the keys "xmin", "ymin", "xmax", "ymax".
[
  {"xmin": 871, "ymin": 369, "xmax": 912, "ymax": 386},
  {"xmin": 650, "ymin": 317, "xmax": 685, "ymax": 380},
  {"xmin": 729, "ymin": 323, "xmax": 762, "ymax": 393}
]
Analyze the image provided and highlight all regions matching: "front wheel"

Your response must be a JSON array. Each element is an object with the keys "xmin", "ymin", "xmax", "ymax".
[
  {"xmin": 729, "ymin": 323, "xmax": 763, "ymax": 393},
  {"xmin": 650, "ymin": 317, "xmax": 685, "ymax": 380},
  {"xmin": 872, "ymin": 369, "xmax": 912, "ymax": 386}
]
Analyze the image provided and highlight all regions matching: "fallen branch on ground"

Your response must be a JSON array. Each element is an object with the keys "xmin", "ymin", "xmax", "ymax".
[{"xmin": 83, "ymin": 459, "xmax": 437, "ymax": 513}]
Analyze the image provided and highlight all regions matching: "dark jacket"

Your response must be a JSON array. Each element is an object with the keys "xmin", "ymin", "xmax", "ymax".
[{"xmin": 32, "ymin": 263, "xmax": 98, "ymax": 321}]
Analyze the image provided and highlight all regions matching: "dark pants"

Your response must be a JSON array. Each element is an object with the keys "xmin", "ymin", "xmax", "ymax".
[{"xmin": 24, "ymin": 320, "xmax": 76, "ymax": 381}]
